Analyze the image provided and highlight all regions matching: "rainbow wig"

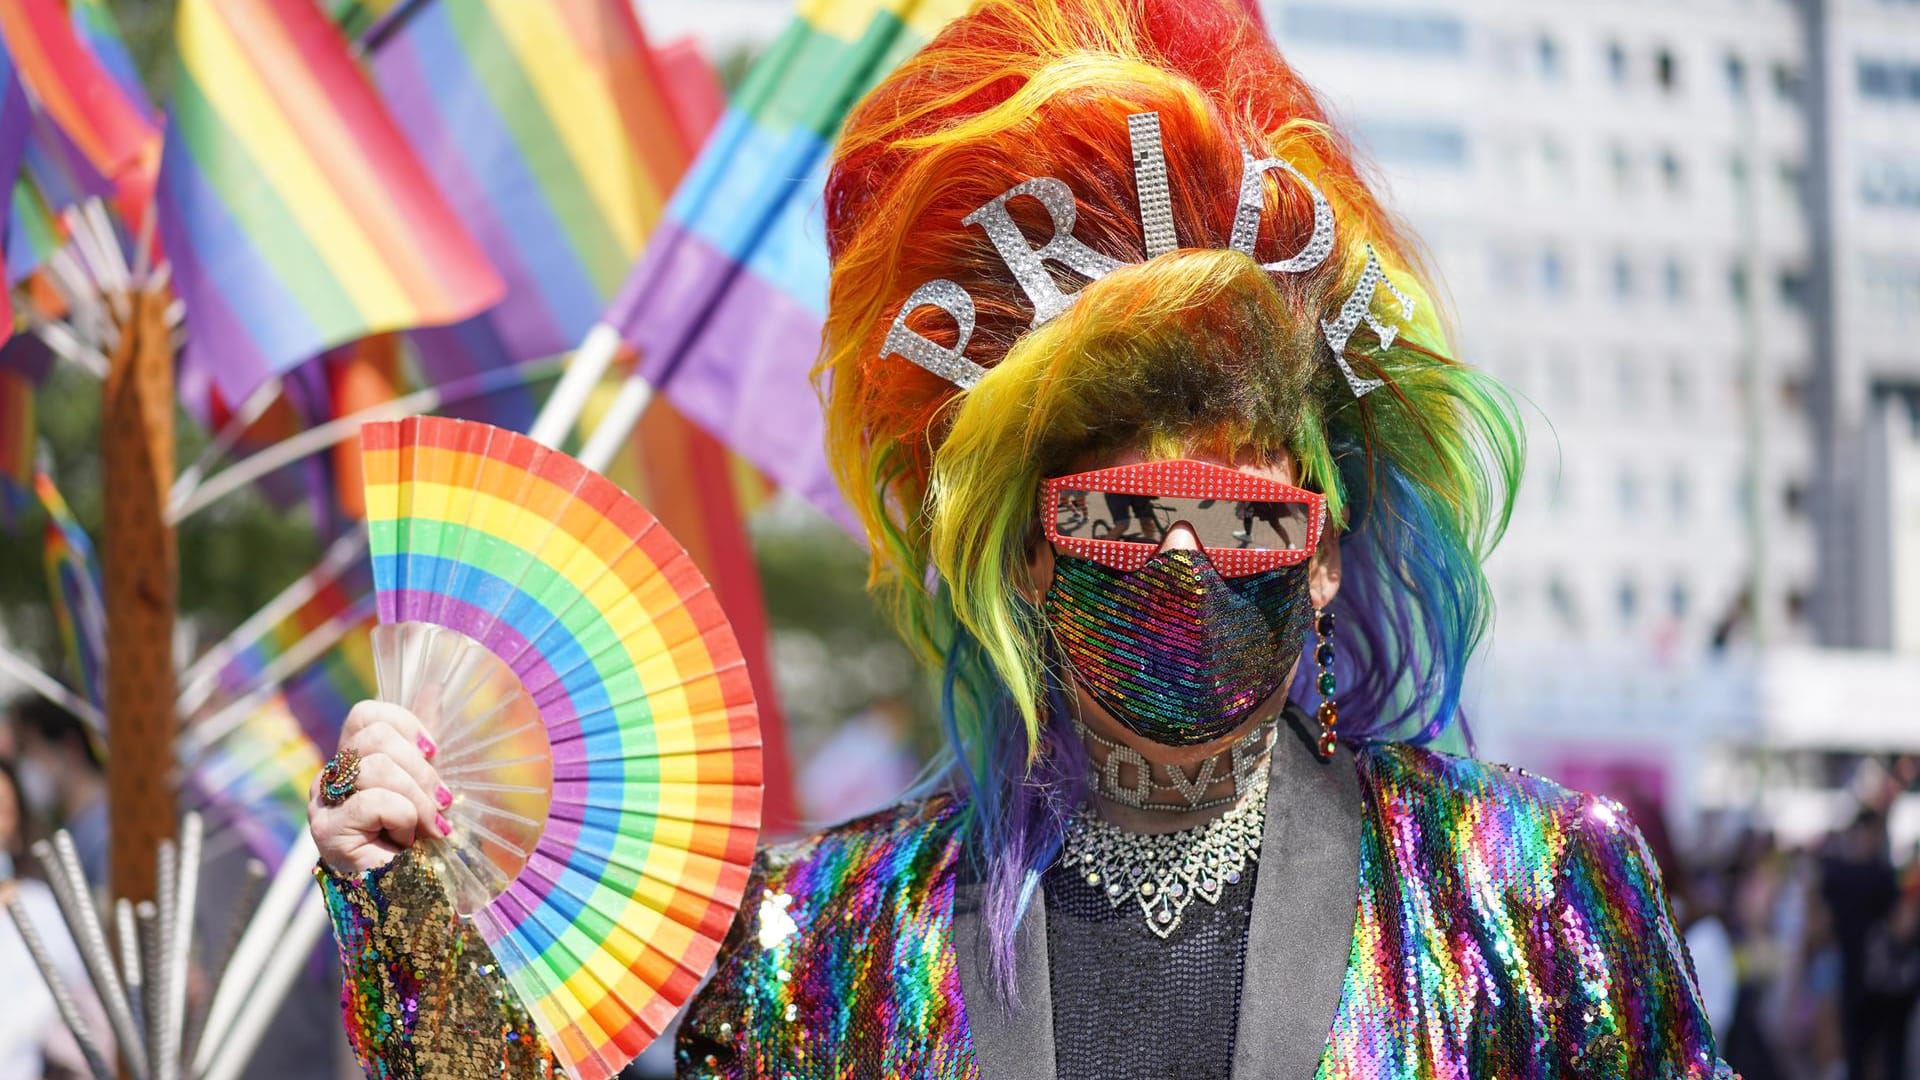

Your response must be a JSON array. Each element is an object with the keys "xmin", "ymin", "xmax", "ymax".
[{"xmin": 818, "ymin": 0, "xmax": 1523, "ymax": 989}]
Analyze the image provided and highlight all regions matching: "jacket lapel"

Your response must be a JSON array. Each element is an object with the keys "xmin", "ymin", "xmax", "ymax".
[
  {"xmin": 953, "ymin": 856, "xmax": 1056, "ymax": 1078},
  {"xmin": 1231, "ymin": 709, "xmax": 1365, "ymax": 1078}
]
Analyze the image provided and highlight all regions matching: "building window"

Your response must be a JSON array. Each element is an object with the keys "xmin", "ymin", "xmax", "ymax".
[
  {"xmin": 1778, "ymin": 268, "xmax": 1810, "ymax": 310},
  {"xmin": 1669, "ymin": 581, "xmax": 1690, "ymax": 619},
  {"xmin": 1861, "ymin": 157, "xmax": 1920, "ymax": 209},
  {"xmin": 1772, "ymin": 61, "xmax": 1805, "ymax": 105},
  {"xmin": 1729, "ymin": 262, "xmax": 1750, "ymax": 306},
  {"xmin": 1280, "ymin": 6, "xmax": 1468, "ymax": 57},
  {"xmin": 1783, "ymin": 480, "xmax": 1809, "ymax": 517},
  {"xmin": 1863, "ymin": 255, "xmax": 1920, "ymax": 324},
  {"xmin": 1780, "ymin": 373, "xmax": 1809, "ymax": 410},
  {"xmin": 1668, "ymin": 467, "xmax": 1691, "ymax": 521},
  {"xmin": 1659, "ymin": 148, "xmax": 1685, "ymax": 194},
  {"xmin": 1355, "ymin": 119, "xmax": 1471, "ymax": 169},
  {"xmin": 1610, "ymin": 143, "xmax": 1634, "ymax": 194},
  {"xmin": 1547, "ymin": 574, "xmax": 1577, "ymax": 628},
  {"xmin": 1663, "ymin": 256, "xmax": 1689, "ymax": 303},
  {"xmin": 1617, "ymin": 579, "xmax": 1639, "ymax": 623},
  {"xmin": 1606, "ymin": 41, "xmax": 1629, "ymax": 86},
  {"xmin": 1539, "ymin": 246, "xmax": 1568, "ymax": 297},
  {"xmin": 1858, "ymin": 58, "xmax": 1920, "ymax": 102},
  {"xmin": 1536, "ymin": 34, "xmax": 1561, "ymax": 81},
  {"xmin": 1611, "ymin": 254, "xmax": 1635, "ymax": 302},
  {"xmin": 1617, "ymin": 466, "xmax": 1642, "ymax": 513},
  {"xmin": 1777, "ymin": 160, "xmax": 1808, "ymax": 209},
  {"xmin": 1725, "ymin": 54, "xmax": 1747, "ymax": 97},
  {"xmin": 1655, "ymin": 48, "xmax": 1679, "ymax": 93}
]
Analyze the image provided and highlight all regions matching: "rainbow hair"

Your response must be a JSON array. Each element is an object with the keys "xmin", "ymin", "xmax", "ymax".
[{"xmin": 818, "ymin": 0, "xmax": 1523, "ymax": 992}]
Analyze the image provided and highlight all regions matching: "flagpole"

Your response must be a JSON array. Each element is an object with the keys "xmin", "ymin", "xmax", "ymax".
[
  {"xmin": 0, "ymin": 644, "xmax": 105, "ymax": 732},
  {"xmin": 575, "ymin": 372, "xmax": 654, "ymax": 472},
  {"xmin": 166, "ymin": 361, "xmax": 559, "ymax": 525},
  {"xmin": 526, "ymin": 321, "xmax": 624, "ymax": 450}
]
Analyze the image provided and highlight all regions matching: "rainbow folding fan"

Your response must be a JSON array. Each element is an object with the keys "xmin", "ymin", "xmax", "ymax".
[{"xmin": 361, "ymin": 416, "xmax": 763, "ymax": 1078}]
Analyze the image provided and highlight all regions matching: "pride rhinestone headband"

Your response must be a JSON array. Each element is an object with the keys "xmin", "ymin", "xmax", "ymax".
[{"xmin": 878, "ymin": 111, "xmax": 1415, "ymax": 398}]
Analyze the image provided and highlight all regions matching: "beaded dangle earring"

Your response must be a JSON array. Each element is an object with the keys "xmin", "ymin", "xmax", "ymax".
[{"xmin": 1313, "ymin": 609, "xmax": 1338, "ymax": 760}]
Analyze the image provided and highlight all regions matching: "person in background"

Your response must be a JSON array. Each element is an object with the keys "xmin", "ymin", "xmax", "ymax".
[
  {"xmin": 0, "ymin": 757, "xmax": 116, "ymax": 1080},
  {"xmin": 5, "ymin": 698, "xmax": 107, "ymax": 889},
  {"xmin": 1820, "ymin": 808, "xmax": 1907, "ymax": 1080}
]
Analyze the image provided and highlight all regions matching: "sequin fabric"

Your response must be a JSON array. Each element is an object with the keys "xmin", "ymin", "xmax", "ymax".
[
  {"xmin": 316, "ymin": 853, "xmax": 555, "ymax": 1080},
  {"xmin": 319, "ymin": 743, "xmax": 1735, "ymax": 1078},
  {"xmin": 676, "ymin": 797, "xmax": 978, "ymax": 1078},
  {"xmin": 1317, "ymin": 744, "xmax": 1737, "ymax": 1079},
  {"xmin": 1044, "ymin": 550, "xmax": 1313, "ymax": 745}
]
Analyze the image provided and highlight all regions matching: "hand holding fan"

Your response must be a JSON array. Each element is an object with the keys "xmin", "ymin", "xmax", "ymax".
[{"xmin": 361, "ymin": 416, "xmax": 763, "ymax": 1079}]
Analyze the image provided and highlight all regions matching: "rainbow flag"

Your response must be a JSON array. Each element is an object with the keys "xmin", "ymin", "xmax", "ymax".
[
  {"xmin": 0, "ymin": 0, "xmax": 157, "ymax": 216},
  {"xmin": 182, "ymin": 693, "xmax": 324, "ymax": 866},
  {"xmin": 8, "ymin": 174, "xmax": 58, "ymax": 282},
  {"xmin": 586, "ymin": 378, "xmax": 797, "ymax": 830},
  {"xmin": 67, "ymin": 0, "xmax": 150, "ymax": 111},
  {"xmin": 610, "ymin": 0, "xmax": 969, "ymax": 529},
  {"xmin": 0, "ymin": 26, "xmax": 32, "ymax": 287},
  {"xmin": 360, "ymin": 0, "xmax": 688, "ymax": 430},
  {"xmin": 35, "ymin": 471, "xmax": 107, "ymax": 709},
  {"xmin": 158, "ymin": 0, "xmax": 504, "ymax": 408}
]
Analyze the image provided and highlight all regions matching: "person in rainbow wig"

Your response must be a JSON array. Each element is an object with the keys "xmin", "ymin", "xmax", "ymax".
[{"xmin": 309, "ymin": 0, "xmax": 1739, "ymax": 1075}]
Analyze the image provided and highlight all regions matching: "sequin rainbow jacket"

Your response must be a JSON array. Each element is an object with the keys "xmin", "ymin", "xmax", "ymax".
[{"xmin": 318, "ymin": 735, "xmax": 1737, "ymax": 1079}]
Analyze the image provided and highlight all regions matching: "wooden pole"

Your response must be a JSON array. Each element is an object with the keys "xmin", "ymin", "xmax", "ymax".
[{"xmin": 102, "ymin": 288, "xmax": 177, "ymax": 902}]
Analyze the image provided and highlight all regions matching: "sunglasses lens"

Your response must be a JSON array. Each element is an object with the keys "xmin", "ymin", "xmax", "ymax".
[{"xmin": 1053, "ymin": 489, "xmax": 1314, "ymax": 552}]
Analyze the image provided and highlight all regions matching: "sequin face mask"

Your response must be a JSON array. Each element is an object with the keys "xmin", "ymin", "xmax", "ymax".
[{"xmin": 1044, "ymin": 549, "xmax": 1315, "ymax": 746}]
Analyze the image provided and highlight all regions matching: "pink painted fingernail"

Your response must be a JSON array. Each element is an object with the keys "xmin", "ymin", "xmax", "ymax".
[
  {"xmin": 435, "ymin": 784, "xmax": 453, "ymax": 809},
  {"xmin": 417, "ymin": 734, "xmax": 437, "ymax": 758},
  {"xmin": 435, "ymin": 813, "xmax": 451, "ymax": 837}
]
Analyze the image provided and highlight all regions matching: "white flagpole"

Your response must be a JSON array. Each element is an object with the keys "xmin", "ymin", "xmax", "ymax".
[{"xmin": 526, "ymin": 321, "xmax": 624, "ymax": 449}]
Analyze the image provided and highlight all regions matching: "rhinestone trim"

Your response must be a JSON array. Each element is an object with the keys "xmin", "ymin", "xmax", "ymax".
[
  {"xmin": 1319, "ymin": 244, "xmax": 1413, "ymax": 397},
  {"xmin": 1230, "ymin": 147, "xmax": 1336, "ymax": 274},
  {"xmin": 1129, "ymin": 112, "xmax": 1178, "ymax": 258},
  {"xmin": 961, "ymin": 176, "xmax": 1126, "ymax": 327},
  {"xmin": 1060, "ymin": 771, "xmax": 1269, "ymax": 938},
  {"xmin": 1076, "ymin": 716, "xmax": 1277, "ymax": 812},
  {"xmin": 879, "ymin": 279, "xmax": 988, "ymax": 388}
]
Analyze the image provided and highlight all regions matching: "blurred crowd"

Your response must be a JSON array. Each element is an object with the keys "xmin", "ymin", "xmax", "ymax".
[{"xmin": 1653, "ymin": 757, "xmax": 1920, "ymax": 1080}]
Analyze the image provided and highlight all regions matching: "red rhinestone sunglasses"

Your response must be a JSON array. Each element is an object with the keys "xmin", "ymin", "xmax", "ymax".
[{"xmin": 1040, "ymin": 459, "xmax": 1327, "ymax": 576}]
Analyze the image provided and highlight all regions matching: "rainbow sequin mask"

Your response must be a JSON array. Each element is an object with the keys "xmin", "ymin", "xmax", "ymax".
[{"xmin": 1044, "ymin": 548, "xmax": 1314, "ymax": 746}]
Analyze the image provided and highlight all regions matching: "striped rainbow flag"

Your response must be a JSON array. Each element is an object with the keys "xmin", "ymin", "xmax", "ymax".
[
  {"xmin": 183, "ymin": 692, "xmax": 325, "ymax": 866},
  {"xmin": 610, "ymin": 0, "xmax": 970, "ymax": 529},
  {"xmin": 67, "ymin": 0, "xmax": 150, "ymax": 111},
  {"xmin": 158, "ymin": 0, "xmax": 504, "ymax": 409},
  {"xmin": 360, "ymin": 0, "xmax": 690, "ymax": 431},
  {"xmin": 0, "ymin": 0, "xmax": 157, "ymax": 218},
  {"xmin": 35, "ymin": 471, "xmax": 107, "ymax": 710}
]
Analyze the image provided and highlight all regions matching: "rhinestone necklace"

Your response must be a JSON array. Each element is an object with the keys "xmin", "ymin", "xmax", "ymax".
[{"xmin": 1058, "ymin": 770, "xmax": 1269, "ymax": 939}]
